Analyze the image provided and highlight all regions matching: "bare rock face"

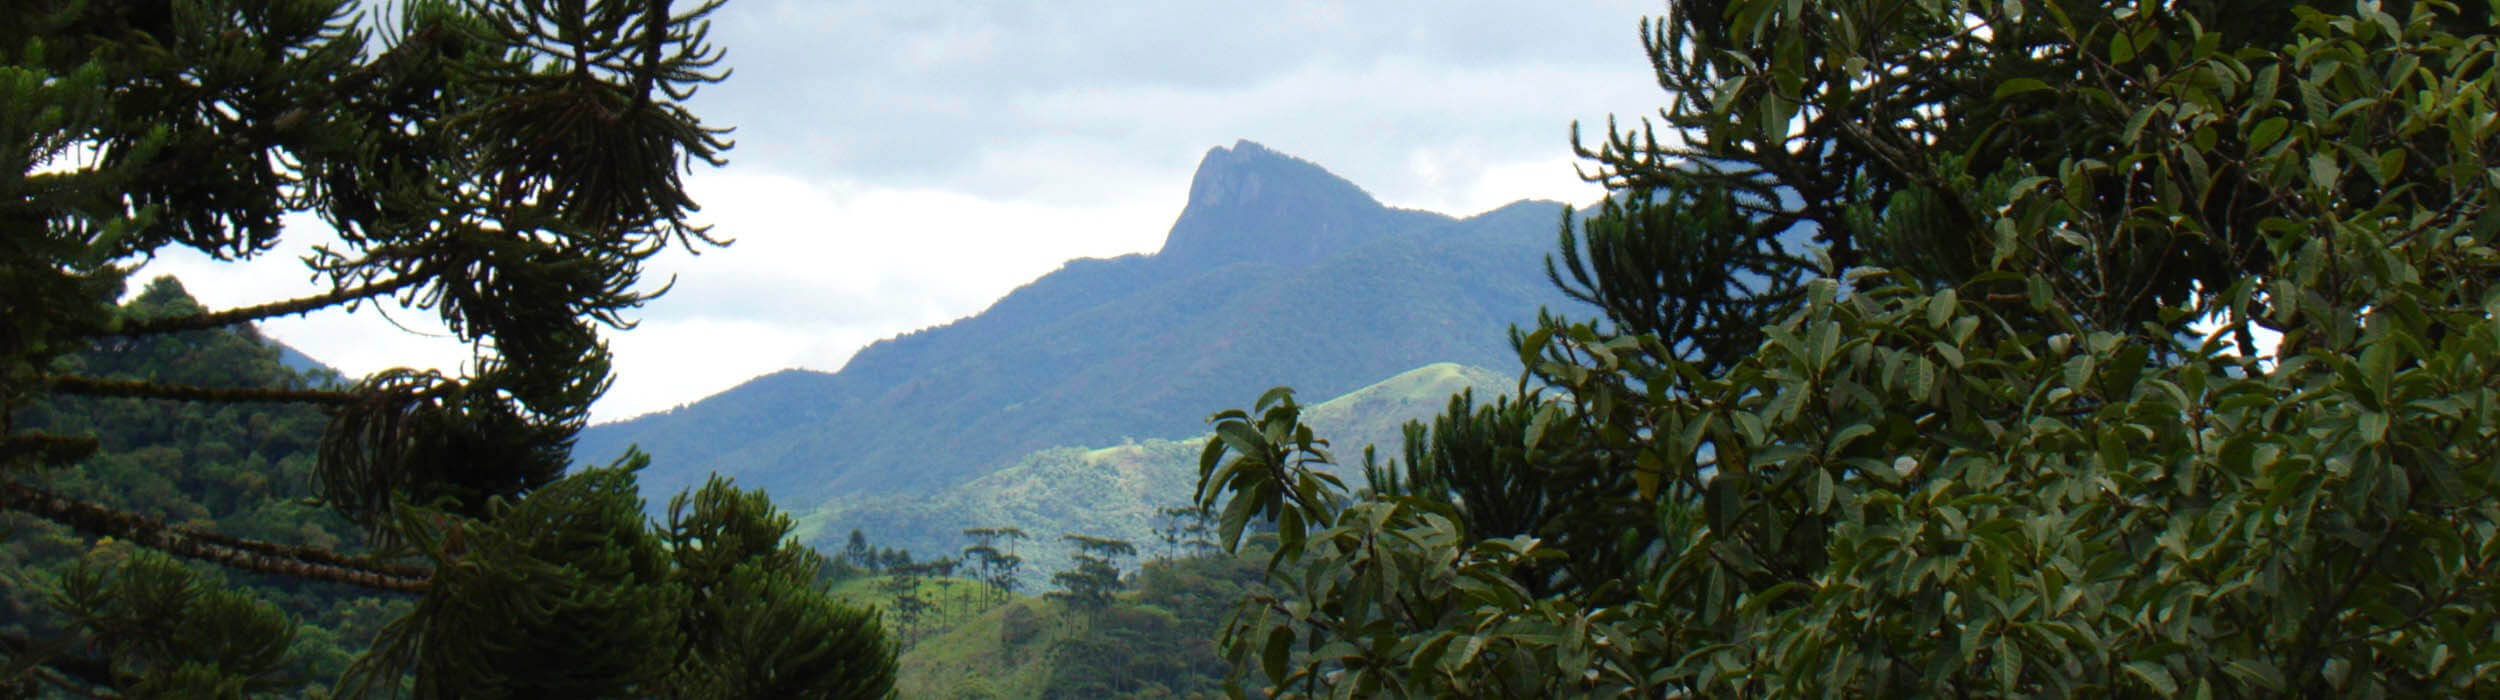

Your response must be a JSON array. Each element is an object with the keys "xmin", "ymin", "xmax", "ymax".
[{"xmin": 1155, "ymin": 140, "xmax": 1422, "ymax": 271}]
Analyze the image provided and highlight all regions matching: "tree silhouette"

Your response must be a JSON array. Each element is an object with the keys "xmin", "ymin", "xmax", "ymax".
[{"xmin": 1049, "ymin": 534, "xmax": 1135, "ymax": 628}]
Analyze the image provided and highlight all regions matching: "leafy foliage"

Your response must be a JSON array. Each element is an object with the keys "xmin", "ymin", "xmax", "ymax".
[
  {"xmin": 343, "ymin": 469, "xmax": 899, "ymax": 699},
  {"xmin": 2, "ymin": 280, "xmax": 403, "ymax": 696},
  {"xmin": 1, "ymin": 0, "xmax": 899, "ymax": 695},
  {"xmin": 51, "ymin": 550, "xmax": 298, "ymax": 696},
  {"xmin": 1197, "ymin": 0, "xmax": 2500, "ymax": 696}
]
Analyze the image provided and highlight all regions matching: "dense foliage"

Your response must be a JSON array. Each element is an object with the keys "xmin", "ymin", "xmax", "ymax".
[
  {"xmin": 1199, "ymin": 0, "xmax": 2500, "ymax": 696},
  {"xmin": 0, "ymin": 0, "xmax": 895, "ymax": 695},
  {"xmin": 2, "ymin": 279, "xmax": 404, "ymax": 696}
]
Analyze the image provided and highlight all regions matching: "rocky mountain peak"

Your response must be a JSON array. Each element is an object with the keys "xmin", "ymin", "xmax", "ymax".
[{"xmin": 1155, "ymin": 140, "xmax": 1399, "ymax": 269}]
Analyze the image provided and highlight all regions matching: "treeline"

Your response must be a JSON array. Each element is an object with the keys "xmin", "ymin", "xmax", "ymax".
[
  {"xmin": 830, "ymin": 505, "xmax": 1218, "ymax": 648},
  {"xmin": 893, "ymin": 537, "xmax": 1267, "ymax": 699}
]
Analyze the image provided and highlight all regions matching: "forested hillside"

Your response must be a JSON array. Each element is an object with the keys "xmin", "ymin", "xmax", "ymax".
[
  {"xmin": 0, "ymin": 278, "xmax": 400, "ymax": 695},
  {"xmin": 805, "ymin": 362, "xmax": 1509, "ymax": 576},
  {"xmin": 576, "ymin": 141, "xmax": 1583, "ymax": 507}
]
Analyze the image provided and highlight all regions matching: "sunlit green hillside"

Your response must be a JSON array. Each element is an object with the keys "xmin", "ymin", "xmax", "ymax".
[{"xmin": 797, "ymin": 362, "xmax": 1510, "ymax": 577}]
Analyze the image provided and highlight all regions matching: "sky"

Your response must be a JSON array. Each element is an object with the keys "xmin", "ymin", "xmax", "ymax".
[{"xmin": 138, "ymin": 0, "xmax": 1673, "ymax": 424}]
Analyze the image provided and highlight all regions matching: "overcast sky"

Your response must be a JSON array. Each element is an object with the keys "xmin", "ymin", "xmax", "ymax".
[{"xmin": 141, "ymin": 0, "xmax": 1673, "ymax": 424}]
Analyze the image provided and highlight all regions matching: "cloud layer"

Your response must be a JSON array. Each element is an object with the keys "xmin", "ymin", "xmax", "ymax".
[{"xmin": 140, "ymin": 1, "xmax": 1678, "ymax": 423}]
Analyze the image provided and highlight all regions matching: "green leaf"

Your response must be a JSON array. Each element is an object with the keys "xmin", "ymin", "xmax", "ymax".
[
  {"xmin": 2222, "ymin": 659, "xmax": 2288, "ymax": 691},
  {"xmin": 2307, "ymin": 153, "xmax": 2339, "ymax": 191},
  {"xmin": 1635, "ymin": 450, "xmax": 1664, "ymax": 500},
  {"xmin": 1262, "ymin": 625, "xmax": 1294, "ymax": 687},
  {"xmin": 1994, "ymin": 78, "xmax": 2053, "ymax": 99},
  {"xmin": 2125, "ymin": 661, "xmax": 2180, "ymax": 694},
  {"xmin": 1516, "ymin": 326, "xmax": 1553, "ymax": 368},
  {"xmin": 1256, "ymin": 386, "xmax": 1296, "ymax": 413},
  {"xmin": 1812, "ymin": 320, "xmax": 1841, "ymax": 370},
  {"xmin": 2123, "ymin": 105, "xmax": 2159, "ymax": 145},
  {"xmin": 2247, "ymin": 116, "xmax": 2289, "ymax": 154},
  {"xmin": 2359, "ymin": 341, "xmax": 2395, "ymax": 403},
  {"xmin": 2358, "ymin": 411, "xmax": 2388, "ymax": 444},
  {"xmin": 1215, "ymin": 421, "xmax": 1274, "ymax": 468},
  {"xmin": 1525, "ymin": 403, "xmax": 1561, "ymax": 451},
  {"xmin": 1931, "ymin": 341, "xmax": 1964, "ymax": 369},
  {"xmin": 1827, "ymin": 423, "xmax": 1876, "ymax": 457},
  {"xmin": 1220, "ymin": 486, "xmax": 1262, "ymax": 552},
  {"xmin": 1927, "ymin": 289, "xmax": 1959, "ymax": 329}
]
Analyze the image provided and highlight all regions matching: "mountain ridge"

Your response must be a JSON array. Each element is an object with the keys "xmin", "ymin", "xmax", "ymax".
[
  {"xmin": 576, "ymin": 140, "xmax": 1586, "ymax": 507},
  {"xmin": 798, "ymin": 361, "xmax": 1517, "ymax": 577}
]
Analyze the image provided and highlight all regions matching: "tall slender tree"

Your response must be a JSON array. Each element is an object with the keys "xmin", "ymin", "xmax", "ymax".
[{"xmin": 1050, "ymin": 534, "xmax": 1136, "ymax": 626}]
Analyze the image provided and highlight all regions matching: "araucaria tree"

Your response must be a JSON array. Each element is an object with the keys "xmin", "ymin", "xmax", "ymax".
[
  {"xmin": 2, "ymin": 0, "xmax": 894, "ymax": 696},
  {"xmin": 1051, "ymin": 534, "xmax": 1136, "ymax": 623},
  {"xmin": 1201, "ymin": 0, "xmax": 2500, "ymax": 696}
]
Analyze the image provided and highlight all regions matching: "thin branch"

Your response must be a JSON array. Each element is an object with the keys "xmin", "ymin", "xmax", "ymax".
[
  {"xmin": 0, "ymin": 632, "xmax": 119, "ymax": 695},
  {"xmin": 0, "ymin": 480, "xmax": 430, "ymax": 593},
  {"xmin": 112, "ymin": 274, "xmax": 424, "ymax": 337},
  {"xmin": 45, "ymin": 376, "xmax": 360, "ymax": 406},
  {"xmin": 0, "ymin": 434, "xmax": 102, "ymax": 469}
]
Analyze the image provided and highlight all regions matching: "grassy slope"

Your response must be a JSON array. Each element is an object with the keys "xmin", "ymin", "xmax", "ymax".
[
  {"xmin": 826, "ymin": 574, "xmax": 1002, "ymax": 648},
  {"xmin": 793, "ymin": 362, "xmax": 1512, "ymax": 575},
  {"xmin": 893, "ymin": 550, "xmax": 1265, "ymax": 699},
  {"xmin": 890, "ymin": 597, "xmax": 1070, "ymax": 699}
]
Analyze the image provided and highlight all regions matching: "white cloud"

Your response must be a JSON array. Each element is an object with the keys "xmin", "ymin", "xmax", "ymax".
[
  {"xmin": 131, "ymin": 216, "xmax": 477, "ymax": 383},
  {"xmin": 127, "ymin": 1, "xmax": 1682, "ymax": 424}
]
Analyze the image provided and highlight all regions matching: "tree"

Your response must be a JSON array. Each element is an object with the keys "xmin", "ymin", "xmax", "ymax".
[
  {"xmin": 847, "ymin": 528, "xmax": 876, "ymax": 570},
  {"xmin": 1199, "ymin": 0, "xmax": 2500, "ymax": 696},
  {"xmin": 1, "ymin": 0, "xmax": 896, "ymax": 696},
  {"xmin": 1149, "ymin": 504, "xmax": 1218, "ymax": 561},
  {"xmin": 2, "ymin": 279, "xmax": 406, "ymax": 695},
  {"xmin": 1050, "ymin": 534, "xmax": 1136, "ymax": 623},
  {"xmin": 961, "ymin": 528, "xmax": 1007, "ymax": 610}
]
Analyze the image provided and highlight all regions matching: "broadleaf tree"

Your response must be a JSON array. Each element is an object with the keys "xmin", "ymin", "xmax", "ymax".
[
  {"xmin": 1, "ymin": 0, "xmax": 896, "ymax": 696},
  {"xmin": 1198, "ymin": 0, "xmax": 2500, "ymax": 696}
]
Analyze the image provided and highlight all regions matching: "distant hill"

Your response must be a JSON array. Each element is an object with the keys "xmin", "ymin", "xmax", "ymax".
[
  {"xmin": 270, "ymin": 340, "xmax": 334, "ymax": 378},
  {"xmin": 798, "ymin": 362, "xmax": 1513, "ymax": 576},
  {"xmin": 576, "ymin": 140, "xmax": 1586, "ymax": 510}
]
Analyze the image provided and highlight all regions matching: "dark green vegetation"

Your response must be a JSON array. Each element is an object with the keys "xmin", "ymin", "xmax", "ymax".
[
  {"xmin": 2, "ymin": 279, "xmax": 403, "ymax": 696},
  {"xmin": 576, "ymin": 141, "xmax": 1581, "ymax": 508},
  {"xmin": 805, "ymin": 363, "xmax": 1508, "ymax": 577},
  {"xmin": 1196, "ymin": 0, "xmax": 2500, "ymax": 695},
  {"xmin": 2, "ymin": 0, "xmax": 894, "ymax": 696}
]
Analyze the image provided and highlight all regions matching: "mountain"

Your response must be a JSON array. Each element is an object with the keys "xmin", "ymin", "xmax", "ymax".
[
  {"xmin": 576, "ymin": 140, "xmax": 1585, "ymax": 509},
  {"xmin": 270, "ymin": 340, "xmax": 336, "ymax": 378},
  {"xmin": 799, "ymin": 362, "xmax": 1514, "ymax": 576}
]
